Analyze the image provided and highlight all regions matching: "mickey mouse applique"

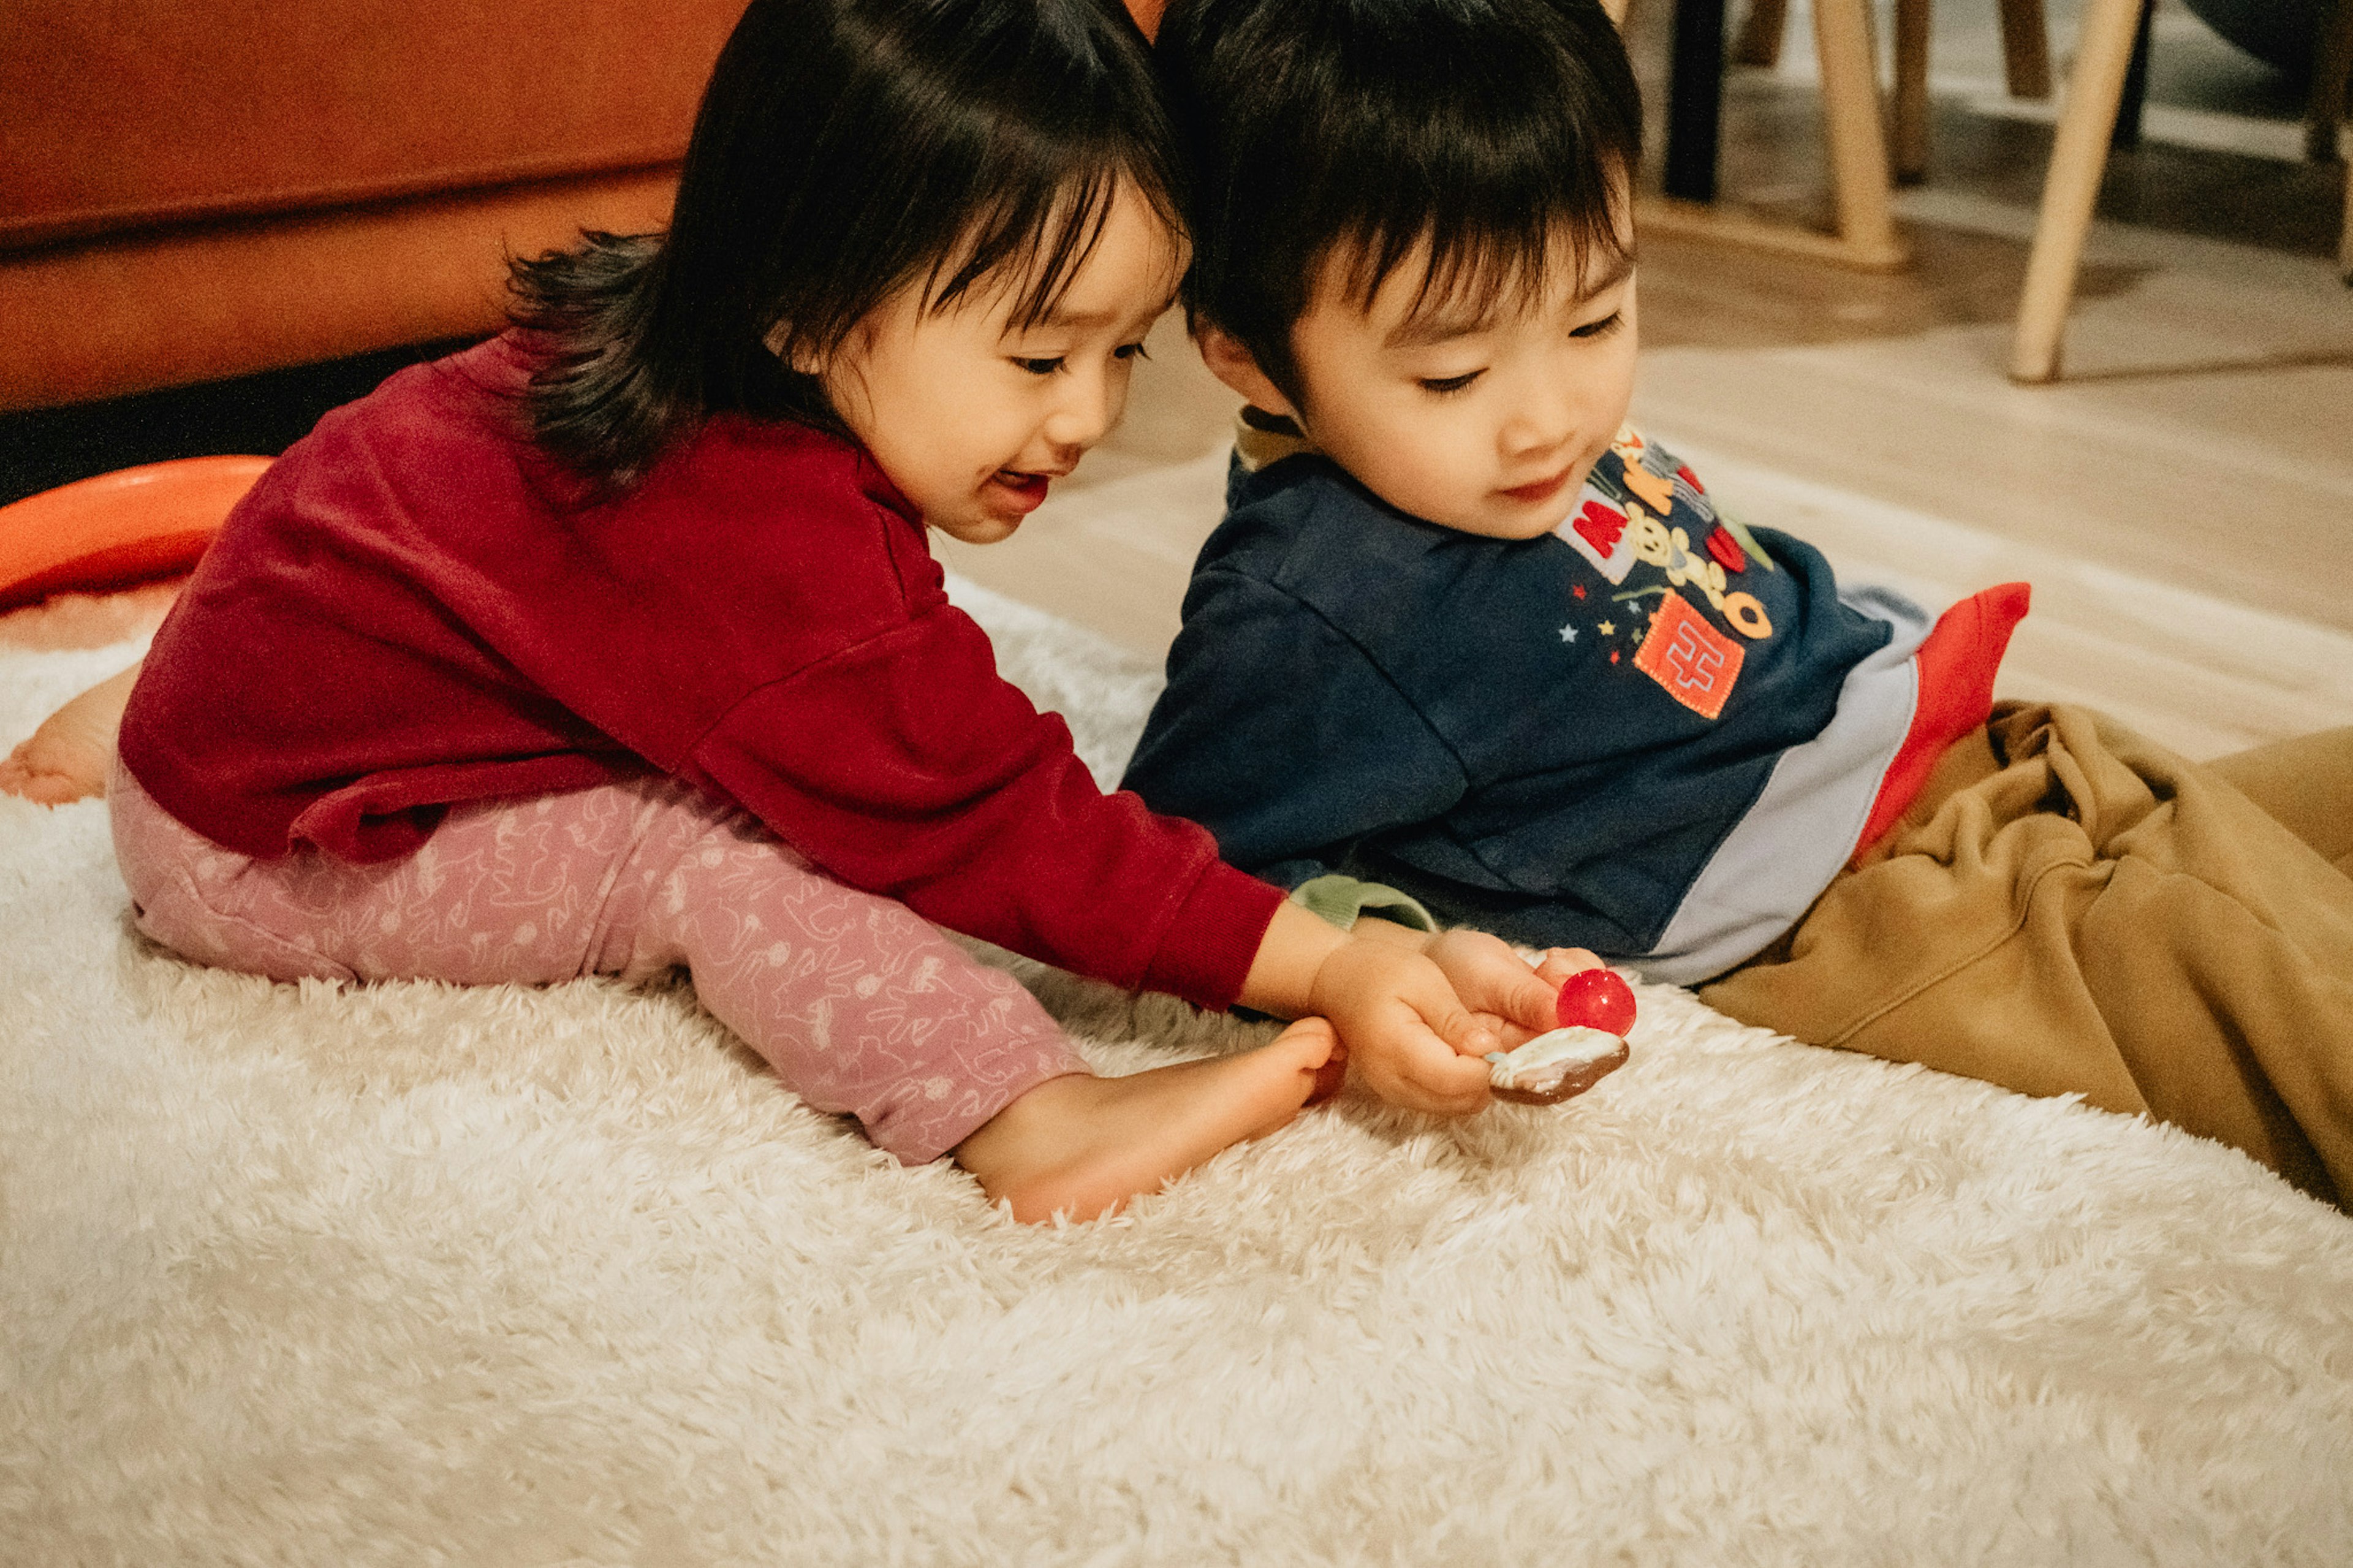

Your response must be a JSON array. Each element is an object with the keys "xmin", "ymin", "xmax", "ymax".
[{"xmin": 1550, "ymin": 427, "xmax": 1778, "ymax": 720}]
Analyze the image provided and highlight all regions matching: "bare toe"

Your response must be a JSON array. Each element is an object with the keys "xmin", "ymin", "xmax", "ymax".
[{"xmin": 1273, "ymin": 1015, "xmax": 1348, "ymax": 1106}]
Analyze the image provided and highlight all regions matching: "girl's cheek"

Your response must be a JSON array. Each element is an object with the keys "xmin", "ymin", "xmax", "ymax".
[{"xmin": 1099, "ymin": 365, "xmax": 1135, "ymax": 430}]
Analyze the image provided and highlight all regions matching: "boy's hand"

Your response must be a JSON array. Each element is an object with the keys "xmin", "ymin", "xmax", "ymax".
[
  {"xmin": 1434, "ymin": 930, "xmax": 1602, "ymax": 1046},
  {"xmin": 1528, "ymin": 944, "xmax": 1605, "ymax": 993}
]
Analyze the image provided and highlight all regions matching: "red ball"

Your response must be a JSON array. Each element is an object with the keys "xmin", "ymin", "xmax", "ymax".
[{"xmin": 1555, "ymin": 967, "xmax": 1636, "ymax": 1037}]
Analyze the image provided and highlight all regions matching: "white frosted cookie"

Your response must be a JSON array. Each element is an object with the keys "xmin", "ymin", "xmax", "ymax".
[{"xmin": 1483, "ymin": 1025, "xmax": 1629, "ymax": 1106}]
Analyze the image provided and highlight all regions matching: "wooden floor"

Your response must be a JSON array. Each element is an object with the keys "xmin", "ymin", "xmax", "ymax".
[
  {"xmin": 11, "ymin": 3, "xmax": 2347, "ymax": 764},
  {"xmin": 942, "ymin": 10, "xmax": 2353, "ymax": 763}
]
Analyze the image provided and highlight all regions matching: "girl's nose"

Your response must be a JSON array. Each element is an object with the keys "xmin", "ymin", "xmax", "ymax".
[{"xmin": 1044, "ymin": 371, "xmax": 1119, "ymax": 453}]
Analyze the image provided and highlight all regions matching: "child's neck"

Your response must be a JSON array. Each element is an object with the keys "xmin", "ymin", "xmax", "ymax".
[
  {"xmin": 1233, "ymin": 408, "xmax": 1317, "ymax": 475},
  {"xmin": 1238, "ymin": 404, "xmax": 1302, "ymax": 437}
]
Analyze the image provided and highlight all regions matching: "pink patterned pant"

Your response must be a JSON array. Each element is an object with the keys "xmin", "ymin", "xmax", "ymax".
[{"xmin": 108, "ymin": 759, "xmax": 1088, "ymax": 1163}]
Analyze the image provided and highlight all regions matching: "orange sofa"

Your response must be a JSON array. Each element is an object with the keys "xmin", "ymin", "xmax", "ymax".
[{"xmin": 0, "ymin": 0, "xmax": 750, "ymax": 413}]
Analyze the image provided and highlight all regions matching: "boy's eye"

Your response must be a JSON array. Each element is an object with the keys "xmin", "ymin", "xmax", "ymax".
[
  {"xmin": 1417, "ymin": 370, "xmax": 1483, "ymax": 396},
  {"xmin": 1571, "ymin": 312, "xmax": 1624, "ymax": 339},
  {"xmin": 1014, "ymin": 357, "xmax": 1066, "ymax": 376}
]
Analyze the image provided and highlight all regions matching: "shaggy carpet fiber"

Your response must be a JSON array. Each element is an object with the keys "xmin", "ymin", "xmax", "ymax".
[{"xmin": 6, "ymin": 583, "xmax": 2353, "ymax": 1566}]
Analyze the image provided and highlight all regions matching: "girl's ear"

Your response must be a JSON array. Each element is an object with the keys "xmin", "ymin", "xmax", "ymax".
[{"xmin": 1194, "ymin": 324, "xmax": 1301, "ymax": 423}]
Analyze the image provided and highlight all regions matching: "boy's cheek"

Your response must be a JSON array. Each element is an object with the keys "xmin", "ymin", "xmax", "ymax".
[
  {"xmin": 1346, "ymin": 444, "xmax": 1458, "ymax": 525},
  {"xmin": 1356, "ymin": 408, "xmax": 1476, "ymax": 498}
]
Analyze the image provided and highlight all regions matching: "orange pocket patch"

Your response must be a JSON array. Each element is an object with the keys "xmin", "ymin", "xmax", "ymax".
[{"xmin": 1632, "ymin": 589, "xmax": 1745, "ymax": 721}]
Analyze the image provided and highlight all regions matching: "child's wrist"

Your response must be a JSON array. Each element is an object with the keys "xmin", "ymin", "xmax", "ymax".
[
  {"xmin": 1300, "ymin": 929, "xmax": 1430, "ymax": 1031},
  {"xmin": 1238, "ymin": 899, "xmax": 1351, "ymax": 1019},
  {"xmin": 1346, "ymin": 915, "xmax": 1436, "ymax": 952}
]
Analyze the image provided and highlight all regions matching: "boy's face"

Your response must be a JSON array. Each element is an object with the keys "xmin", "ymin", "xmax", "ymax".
[{"xmin": 1202, "ymin": 227, "xmax": 1639, "ymax": 541}]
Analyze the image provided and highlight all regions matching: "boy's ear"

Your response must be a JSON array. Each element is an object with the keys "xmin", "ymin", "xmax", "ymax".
[
  {"xmin": 763, "ymin": 321, "xmax": 823, "ymax": 378},
  {"xmin": 1194, "ymin": 323, "xmax": 1302, "ymax": 423}
]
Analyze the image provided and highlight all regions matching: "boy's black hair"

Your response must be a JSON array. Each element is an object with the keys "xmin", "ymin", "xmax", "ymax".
[
  {"xmin": 507, "ymin": 0, "xmax": 1182, "ymax": 492},
  {"xmin": 1157, "ymin": 0, "xmax": 1640, "ymax": 409}
]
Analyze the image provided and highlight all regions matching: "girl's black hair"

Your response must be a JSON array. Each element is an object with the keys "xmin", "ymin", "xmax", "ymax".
[
  {"xmin": 1157, "ymin": 0, "xmax": 1641, "ymax": 408},
  {"xmin": 507, "ymin": 0, "xmax": 1183, "ymax": 493}
]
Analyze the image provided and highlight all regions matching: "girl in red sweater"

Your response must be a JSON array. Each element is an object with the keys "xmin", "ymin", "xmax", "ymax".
[{"xmin": 35, "ymin": 0, "xmax": 1569, "ymax": 1221}]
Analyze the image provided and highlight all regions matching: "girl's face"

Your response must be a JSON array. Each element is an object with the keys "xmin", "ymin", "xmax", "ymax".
[{"xmin": 809, "ymin": 182, "xmax": 1183, "ymax": 545}]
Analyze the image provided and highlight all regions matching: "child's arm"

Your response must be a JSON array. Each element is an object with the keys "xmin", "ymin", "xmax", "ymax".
[{"xmin": 0, "ymin": 660, "xmax": 140, "ymax": 804}]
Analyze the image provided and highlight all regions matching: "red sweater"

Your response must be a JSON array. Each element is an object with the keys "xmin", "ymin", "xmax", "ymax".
[{"xmin": 119, "ymin": 338, "xmax": 1283, "ymax": 1010}]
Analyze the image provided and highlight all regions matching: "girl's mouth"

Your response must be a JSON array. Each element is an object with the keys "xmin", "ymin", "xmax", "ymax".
[{"xmin": 988, "ymin": 469, "xmax": 1053, "ymax": 514}]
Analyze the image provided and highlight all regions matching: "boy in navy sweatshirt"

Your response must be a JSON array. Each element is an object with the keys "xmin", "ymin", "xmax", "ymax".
[{"xmin": 1124, "ymin": 0, "xmax": 2353, "ymax": 1205}]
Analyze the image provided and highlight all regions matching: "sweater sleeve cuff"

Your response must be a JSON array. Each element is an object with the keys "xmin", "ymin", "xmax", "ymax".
[
  {"xmin": 1289, "ymin": 873, "xmax": 1439, "ymax": 934},
  {"xmin": 1139, "ymin": 862, "xmax": 1287, "ymax": 1013}
]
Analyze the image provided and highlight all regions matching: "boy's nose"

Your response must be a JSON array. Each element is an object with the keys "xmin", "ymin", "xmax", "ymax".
[
  {"xmin": 1501, "ymin": 406, "xmax": 1578, "ymax": 462},
  {"xmin": 1500, "ymin": 376, "xmax": 1585, "ymax": 461}
]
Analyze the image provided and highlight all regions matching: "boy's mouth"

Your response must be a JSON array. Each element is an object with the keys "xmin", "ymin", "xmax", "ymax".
[
  {"xmin": 987, "ymin": 469, "xmax": 1055, "ymax": 514},
  {"xmin": 1498, "ymin": 464, "xmax": 1575, "ymax": 507}
]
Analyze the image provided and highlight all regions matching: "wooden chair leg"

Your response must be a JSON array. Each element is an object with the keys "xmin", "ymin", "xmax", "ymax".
[
  {"xmin": 2335, "ymin": 0, "xmax": 2353, "ymax": 282},
  {"xmin": 2342, "ymin": 160, "xmax": 2352, "ymax": 284},
  {"xmin": 1633, "ymin": 0, "xmax": 1906, "ymax": 271},
  {"xmin": 2309, "ymin": 0, "xmax": 2353, "ymax": 165},
  {"xmin": 1814, "ymin": 0, "xmax": 1900, "ymax": 260},
  {"xmin": 1893, "ymin": 0, "xmax": 1933, "ymax": 184},
  {"xmin": 1996, "ymin": 0, "xmax": 2053, "ymax": 100},
  {"xmin": 2009, "ymin": 0, "xmax": 2146, "ymax": 382},
  {"xmin": 2111, "ymin": 0, "xmax": 2156, "ymax": 150},
  {"xmin": 1731, "ymin": 0, "xmax": 1787, "ymax": 69}
]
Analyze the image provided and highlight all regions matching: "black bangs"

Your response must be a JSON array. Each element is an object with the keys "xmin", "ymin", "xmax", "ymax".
[
  {"xmin": 1162, "ymin": 0, "xmax": 1640, "ymax": 402},
  {"xmin": 1317, "ymin": 8, "xmax": 1638, "ymax": 327},
  {"xmin": 780, "ymin": 0, "xmax": 1184, "ymax": 346},
  {"xmin": 507, "ymin": 0, "xmax": 1181, "ymax": 496},
  {"xmin": 928, "ymin": 164, "xmax": 1139, "ymax": 333}
]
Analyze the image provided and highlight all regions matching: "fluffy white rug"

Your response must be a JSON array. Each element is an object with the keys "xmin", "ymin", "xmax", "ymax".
[{"xmin": 6, "ymin": 584, "xmax": 2352, "ymax": 1567}]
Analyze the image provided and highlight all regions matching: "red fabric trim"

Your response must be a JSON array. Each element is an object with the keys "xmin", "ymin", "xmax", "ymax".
[{"xmin": 1853, "ymin": 583, "xmax": 2031, "ymax": 857}]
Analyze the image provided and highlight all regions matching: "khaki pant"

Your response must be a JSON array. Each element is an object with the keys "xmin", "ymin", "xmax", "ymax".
[{"xmin": 1701, "ymin": 705, "xmax": 2353, "ymax": 1207}]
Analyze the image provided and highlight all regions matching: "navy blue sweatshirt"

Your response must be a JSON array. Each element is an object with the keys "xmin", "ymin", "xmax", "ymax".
[{"xmin": 1121, "ymin": 425, "xmax": 1943, "ymax": 983}]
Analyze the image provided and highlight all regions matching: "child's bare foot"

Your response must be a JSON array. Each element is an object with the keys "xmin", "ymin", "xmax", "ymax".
[
  {"xmin": 955, "ymin": 1017, "xmax": 1341, "ymax": 1223},
  {"xmin": 0, "ymin": 662, "xmax": 140, "ymax": 805}
]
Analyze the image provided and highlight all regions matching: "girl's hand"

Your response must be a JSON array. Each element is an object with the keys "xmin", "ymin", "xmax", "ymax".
[
  {"xmin": 1349, "ymin": 923, "xmax": 1603, "ymax": 1050},
  {"xmin": 1236, "ymin": 905, "xmax": 1605, "ymax": 1116},
  {"xmin": 1302, "ymin": 934, "xmax": 1498, "ymax": 1115},
  {"xmin": 1240, "ymin": 903, "xmax": 1496, "ymax": 1115}
]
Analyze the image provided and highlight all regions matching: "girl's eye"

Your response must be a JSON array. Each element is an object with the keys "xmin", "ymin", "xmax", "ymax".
[
  {"xmin": 1014, "ymin": 357, "xmax": 1066, "ymax": 376},
  {"xmin": 1113, "ymin": 341, "xmax": 1150, "ymax": 362},
  {"xmin": 1571, "ymin": 312, "xmax": 1624, "ymax": 340},
  {"xmin": 1418, "ymin": 370, "xmax": 1483, "ymax": 396}
]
